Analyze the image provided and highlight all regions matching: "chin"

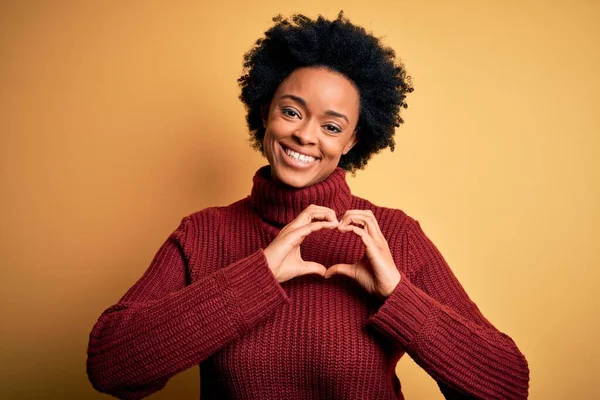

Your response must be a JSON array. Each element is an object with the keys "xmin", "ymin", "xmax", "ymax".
[{"xmin": 273, "ymin": 166, "xmax": 316, "ymax": 188}]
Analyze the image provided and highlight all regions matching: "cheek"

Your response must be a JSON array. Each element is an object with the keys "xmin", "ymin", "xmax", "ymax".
[
  {"xmin": 266, "ymin": 117, "xmax": 290, "ymax": 138},
  {"xmin": 262, "ymin": 129, "xmax": 281, "ymax": 161},
  {"xmin": 320, "ymin": 139, "xmax": 347, "ymax": 160},
  {"xmin": 263, "ymin": 132, "xmax": 274, "ymax": 155},
  {"xmin": 263, "ymin": 123, "xmax": 281, "ymax": 143}
]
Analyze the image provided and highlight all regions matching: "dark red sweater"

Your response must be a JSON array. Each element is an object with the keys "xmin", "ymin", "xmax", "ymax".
[{"xmin": 87, "ymin": 166, "xmax": 529, "ymax": 399}]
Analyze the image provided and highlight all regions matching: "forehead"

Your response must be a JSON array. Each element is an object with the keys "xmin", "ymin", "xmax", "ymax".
[{"xmin": 274, "ymin": 67, "xmax": 360, "ymax": 115}]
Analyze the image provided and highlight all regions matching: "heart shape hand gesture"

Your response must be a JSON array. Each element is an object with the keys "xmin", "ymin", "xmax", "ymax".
[
  {"xmin": 263, "ymin": 205, "xmax": 401, "ymax": 298},
  {"xmin": 264, "ymin": 204, "xmax": 339, "ymax": 283},
  {"xmin": 324, "ymin": 209, "xmax": 401, "ymax": 298}
]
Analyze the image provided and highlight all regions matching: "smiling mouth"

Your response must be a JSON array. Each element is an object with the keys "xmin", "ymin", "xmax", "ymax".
[{"xmin": 281, "ymin": 144, "xmax": 319, "ymax": 164}]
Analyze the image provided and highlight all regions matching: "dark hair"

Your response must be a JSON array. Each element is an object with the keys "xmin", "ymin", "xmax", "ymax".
[{"xmin": 238, "ymin": 12, "xmax": 413, "ymax": 172}]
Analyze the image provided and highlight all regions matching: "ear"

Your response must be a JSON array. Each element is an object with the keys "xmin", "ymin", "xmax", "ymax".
[
  {"xmin": 261, "ymin": 103, "xmax": 270, "ymax": 128},
  {"xmin": 342, "ymin": 130, "xmax": 358, "ymax": 155}
]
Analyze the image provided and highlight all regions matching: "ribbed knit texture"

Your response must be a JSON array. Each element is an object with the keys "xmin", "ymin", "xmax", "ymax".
[{"xmin": 87, "ymin": 166, "xmax": 529, "ymax": 399}]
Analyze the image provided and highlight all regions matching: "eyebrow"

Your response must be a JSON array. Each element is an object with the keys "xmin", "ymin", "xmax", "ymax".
[{"xmin": 280, "ymin": 94, "xmax": 349, "ymax": 123}]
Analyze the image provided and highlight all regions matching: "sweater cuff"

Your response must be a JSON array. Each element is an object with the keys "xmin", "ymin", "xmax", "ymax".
[
  {"xmin": 368, "ymin": 276, "xmax": 435, "ymax": 348},
  {"xmin": 219, "ymin": 250, "xmax": 289, "ymax": 333}
]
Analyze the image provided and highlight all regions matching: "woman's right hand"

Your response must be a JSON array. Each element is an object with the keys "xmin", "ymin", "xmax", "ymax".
[{"xmin": 263, "ymin": 204, "xmax": 339, "ymax": 283}]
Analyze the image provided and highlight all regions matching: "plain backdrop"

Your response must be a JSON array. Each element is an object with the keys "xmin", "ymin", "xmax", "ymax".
[{"xmin": 1, "ymin": 0, "xmax": 599, "ymax": 399}]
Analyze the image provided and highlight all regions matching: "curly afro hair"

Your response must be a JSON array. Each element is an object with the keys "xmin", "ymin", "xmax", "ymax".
[{"xmin": 238, "ymin": 11, "xmax": 414, "ymax": 172}]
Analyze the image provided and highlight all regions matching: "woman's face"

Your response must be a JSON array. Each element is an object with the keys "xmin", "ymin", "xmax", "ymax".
[{"xmin": 262, "ymin": 67, "xmax": 359, "ymax": 188}]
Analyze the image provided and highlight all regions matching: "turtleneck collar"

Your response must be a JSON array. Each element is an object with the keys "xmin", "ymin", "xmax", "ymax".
[{"xmin": 250, "ymin": 165, "xmax": 353, "ymax": 226}]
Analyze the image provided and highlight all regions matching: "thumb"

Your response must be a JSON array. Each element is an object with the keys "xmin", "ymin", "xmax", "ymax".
[
  {"xmin": 297, "ymin": 261, "xmax": 327, "ymax": 278},
  {"xmin": 324, "ymin": 263, "xmax": 356, "ymax": 279}
]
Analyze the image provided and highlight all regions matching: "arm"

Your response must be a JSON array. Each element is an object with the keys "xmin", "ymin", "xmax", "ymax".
[
  {"xmin": 368, "ymin": 219, "xmax": 529, "ymax": 399},
  {"xmin": 86, "ymin": 216, "xmax": 288, "ymax": 399}
]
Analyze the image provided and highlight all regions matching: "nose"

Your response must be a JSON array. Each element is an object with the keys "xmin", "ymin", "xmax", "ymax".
[{"xmin": 292, "ymin": 120, "xmax": 318, "ymax": 145}]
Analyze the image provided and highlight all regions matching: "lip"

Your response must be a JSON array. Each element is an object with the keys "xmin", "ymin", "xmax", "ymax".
[
  {"xmin": 279, "ymin": 143, "xmax": 320, "ymax": 168},
  {"xmin": 280, "ymin": 143, "xmax": 320, "ymax": 159}
]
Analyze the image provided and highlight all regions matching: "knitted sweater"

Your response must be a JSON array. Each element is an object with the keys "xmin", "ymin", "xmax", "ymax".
[{"xmin": 87, "ymin": 166, "xmax": 529, "ymax": 399}]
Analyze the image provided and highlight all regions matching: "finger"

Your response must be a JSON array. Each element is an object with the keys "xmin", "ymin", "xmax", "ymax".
[
  {"xmin": 337, "ymin": 224, "xmax": 377, "ymax": 249},
  {"xmin": 304, "ymin": 220, "xmax": 340, "ymax": 235},
  {"xmin": 284, "ymin": 220, "xmax": 339, "ymax": 246},
  {"xmin": 283, "ymin": 206, "xmax": 339, "ymax": 238},
  {"xmin": 324, "ymin": 263, "xmax": 358, "ymax": 280},
  {"xmin": 290, "ymin": 205, "xmax": 339, "ymax": 228},
  {"xmin": 288, "ymin": 212, "xmax": 328, "ymax": 231},
  {"xmin": 339, "ymin": 210, "xmax": 377, "ymax": 228},
  {"xmin": 339, "ymin": 214, "xmax": 367, "ymax": 229},
  {"xmin": 303, "ymin": 205, "xmax": 339, "ymax": 223},
  {"xmin": 297, "ymin": 261, "xmax": 327, "ymax": 278},
  {"xmin": 339, "ymin": 210, "xmax": 386, "ymax": 243}
]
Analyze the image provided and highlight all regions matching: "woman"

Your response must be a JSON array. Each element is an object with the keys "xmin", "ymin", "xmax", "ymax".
[{"xmin": 87, "ymin": 13, "xmax": 529, "ymax": 399}]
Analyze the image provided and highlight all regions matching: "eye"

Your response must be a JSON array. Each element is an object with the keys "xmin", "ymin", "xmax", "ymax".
[
  {"xmin": 281, "ymin": 107, "xmax": 301, "ymax": 119},
  {"xmin": 324, "ymin": 124, "xmax": 342, "ymax": 134}
]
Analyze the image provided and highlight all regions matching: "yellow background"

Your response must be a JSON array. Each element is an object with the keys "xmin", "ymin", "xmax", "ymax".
[{"xmin": 1, "ymin": 1, "xmax": 598, "ymax": 399}]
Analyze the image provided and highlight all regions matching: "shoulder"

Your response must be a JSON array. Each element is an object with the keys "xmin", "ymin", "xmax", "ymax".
[{"xmin": 174, "ymin": 197, "xmax": 253, "ymax": 240}]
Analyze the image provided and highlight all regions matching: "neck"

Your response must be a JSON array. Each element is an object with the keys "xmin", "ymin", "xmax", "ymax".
[{"xmin": 250, "ymin": 165, "xmax": 352, "ymax": 225}]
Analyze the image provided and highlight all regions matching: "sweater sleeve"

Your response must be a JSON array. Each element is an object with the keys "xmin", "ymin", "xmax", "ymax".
[
  {"xmin": 367, "ymin": 219, "xmax": 529, "ymax": 399},
  {"xmin": 86, "ymin": 216, "xmax": 288, "ymax": 400}
]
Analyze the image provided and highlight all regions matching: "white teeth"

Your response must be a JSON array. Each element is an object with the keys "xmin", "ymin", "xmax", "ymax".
[{"xmin": 284, "ymin": 147, "xmax": 316, "ymax": 163}]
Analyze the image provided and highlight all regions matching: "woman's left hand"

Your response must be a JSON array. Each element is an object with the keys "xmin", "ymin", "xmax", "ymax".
[{"xmin": 324, "ymin": 210, "xmax": 401, "ymax": 298}]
